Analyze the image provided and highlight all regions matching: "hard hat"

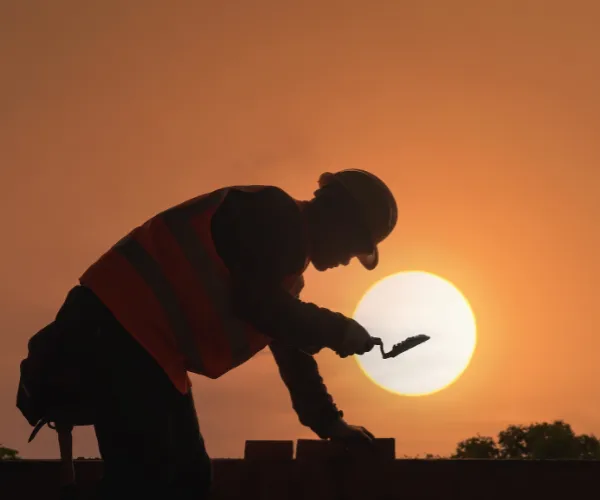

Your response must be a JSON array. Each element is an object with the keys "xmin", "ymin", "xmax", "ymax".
[{"xmin": 318, "ymin": 169, "xmax": 398, "ymax": 270}]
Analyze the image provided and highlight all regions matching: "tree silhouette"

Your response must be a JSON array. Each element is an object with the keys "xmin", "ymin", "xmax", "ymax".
[
  {"xmin": 578, "ymin": 434, "xmax": 600, "ymax": 459},
  {"xmin": 453, "ymin": 420, "xmax": 600, "ymax": 459},
  {"xmin": 452, "ymin": 435, "xmax": 499, "ymax": 459},
  {"xmin": 0, "ymin": 444, "xmax": 21, "ymax": 460}
]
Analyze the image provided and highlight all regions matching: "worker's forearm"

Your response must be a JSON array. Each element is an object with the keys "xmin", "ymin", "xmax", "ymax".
[
  {"xmin": 269, "ymin": 341, "xmax": 343, "ymax": 437},
  {"xmin": 232, "ymin": 282, "xmax": 348, "ymax": 352}
]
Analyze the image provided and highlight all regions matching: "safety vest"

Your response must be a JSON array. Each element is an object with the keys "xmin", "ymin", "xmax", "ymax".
[{"xmin": 80, "ymin": 186, "xmax": 308, "ymax": 394}]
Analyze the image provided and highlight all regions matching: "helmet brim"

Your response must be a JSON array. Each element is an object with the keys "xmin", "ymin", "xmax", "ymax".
[{"xmin": 357, "ymin": 247, "xmax": 379, "ymax": 271}]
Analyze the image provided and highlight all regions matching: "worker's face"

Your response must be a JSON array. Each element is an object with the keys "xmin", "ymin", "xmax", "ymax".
[{"xmin": 309, "ymin": 193, "xmax": 374, "ymax": 271}]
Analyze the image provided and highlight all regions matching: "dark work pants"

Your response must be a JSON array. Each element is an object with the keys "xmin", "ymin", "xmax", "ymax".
[{"xmin": 56, "ymin": 286, "xmax": 213, "ymax": 499}]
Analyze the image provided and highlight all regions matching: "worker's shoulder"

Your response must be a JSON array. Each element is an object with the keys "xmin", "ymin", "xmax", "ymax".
[
  {"xmin": 227, "ymin": 185, "xmax": 296, "ymax": 204},
  {"xmin": 212, "ymin": 185, "xmax": 306, "ymax": 273},
  {"xmin": 224, "ymin": 185, "xmax": 301, "ymax": 217}
]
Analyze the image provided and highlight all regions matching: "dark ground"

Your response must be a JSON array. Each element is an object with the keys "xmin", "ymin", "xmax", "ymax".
[{"xmin": 2, "ymin": 439, "xmax": 598, "ymax": 499}]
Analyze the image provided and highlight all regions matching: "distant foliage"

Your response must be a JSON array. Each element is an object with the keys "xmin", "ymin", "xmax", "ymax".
[
  {"xmin": 452, "ymin": 420, "xmax": 600, "ymax": 459},
  {"xmin": 453, "ymin": 434, "xmax": 500, "ymax": 459},
  {"xmin": 0, "ymin": 444, "xmax": 21, "ymax": 460}
]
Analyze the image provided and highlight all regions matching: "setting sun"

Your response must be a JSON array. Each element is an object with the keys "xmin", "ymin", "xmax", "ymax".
[{"xmin": 353, "ymin": 271, "xmax": 477, "ymax": 397}]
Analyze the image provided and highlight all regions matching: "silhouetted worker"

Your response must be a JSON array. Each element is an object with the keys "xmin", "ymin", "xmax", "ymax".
[{"xmin": 53, "ymin": 169, "xmax": 397, "ymax": 499}]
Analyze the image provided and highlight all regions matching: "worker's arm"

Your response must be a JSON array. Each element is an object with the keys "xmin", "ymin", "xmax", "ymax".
[
  {"xmin": 211, "ymin": 186, "xmax": 350, "ymax": 352},
  {"xmin": 211, "ymin": 186, "xmax": 350, "ymax": 437},
  {"xmin": 269, "ymin": 340, "xmax": 343, "ymax": 437}
]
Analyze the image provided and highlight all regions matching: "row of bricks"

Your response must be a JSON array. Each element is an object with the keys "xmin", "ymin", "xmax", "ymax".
[{"xmin": 244, "ymin": 438, "xmax": 395, "ymax": 461}]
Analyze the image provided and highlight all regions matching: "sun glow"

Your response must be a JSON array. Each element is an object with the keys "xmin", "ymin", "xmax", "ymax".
[{"xmin": 353, "ymin": 271, "xmax": 477, "ymax": 396}]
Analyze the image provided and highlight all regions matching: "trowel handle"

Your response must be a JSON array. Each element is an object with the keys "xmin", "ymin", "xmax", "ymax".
[{"xmin": 369, "ymin": 337, "xmax": 383, "ymax": 354}]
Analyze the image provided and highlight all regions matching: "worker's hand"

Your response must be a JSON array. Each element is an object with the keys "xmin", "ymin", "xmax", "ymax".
[
  {"xmin": 324, "ymin": 419, "xmax": 375, "ymax": 444},
  {"xmin": 335, "ymin": 320, "xmax": 376, "ymax": 358}
]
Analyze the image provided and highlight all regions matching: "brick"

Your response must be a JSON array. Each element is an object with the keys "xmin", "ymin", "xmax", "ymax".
[
  {"xmin": 293, "ymin": 461, "xmax": 340, "ymax": 500},
  {"xmin": 244, "ymin": 440, "xmax": 294, "ymax": 461},
  {"xmin": 245, "ymin": 461, "xmax": 295, "ymax": 500},
  {"xmin": 295, "ymin": 438, "xmax": 395, "ymax": 462}
]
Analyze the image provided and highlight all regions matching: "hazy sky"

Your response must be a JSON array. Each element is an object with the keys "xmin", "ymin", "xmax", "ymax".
[{"xmin": 2, "ymin": 1, "xmax": 599, "ymax": 459}]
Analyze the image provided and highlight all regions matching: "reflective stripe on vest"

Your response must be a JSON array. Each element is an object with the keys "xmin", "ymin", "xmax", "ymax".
[{"xmin": 112, "ymin": 189, "xmax": 251, "ymax": 373}]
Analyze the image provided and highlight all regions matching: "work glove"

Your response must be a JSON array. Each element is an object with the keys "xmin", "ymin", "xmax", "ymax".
[
  {"xmin": 335, "ymin": 319, "xmax": 376, "ymax": 358},
  {"xmin": 323, "ymin": 418, "xmax": 375, "ymax": 444}
]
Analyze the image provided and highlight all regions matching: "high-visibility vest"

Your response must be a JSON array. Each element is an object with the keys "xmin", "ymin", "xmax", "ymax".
[{"xmin": 80, "ymin": 186, "xmax": 308, "ymax": 394}]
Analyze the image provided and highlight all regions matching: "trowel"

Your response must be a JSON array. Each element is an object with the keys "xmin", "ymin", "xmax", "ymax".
[
  {"xmin": 299, "ymin": 334, "xmax": 430, "ymax": 358},
  {"xmin": 371, "ymin": 334, "xmax": 430, "ymax": 359}
]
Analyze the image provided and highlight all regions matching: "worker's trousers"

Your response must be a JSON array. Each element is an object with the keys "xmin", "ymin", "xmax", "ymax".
[{"xmin": 59, "ymin": 286, "xmax": 213, "ymax": 499}]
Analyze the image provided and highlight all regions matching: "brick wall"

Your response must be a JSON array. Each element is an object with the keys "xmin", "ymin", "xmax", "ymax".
[{"xmin": 1, "ymin": 439, "xmax": 598, "ymax": 499}]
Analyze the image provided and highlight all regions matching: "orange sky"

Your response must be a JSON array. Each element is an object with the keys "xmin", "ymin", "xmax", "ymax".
[{"xmin": 2, "ymin": 1, "xmax": 600, "ymax": 459}]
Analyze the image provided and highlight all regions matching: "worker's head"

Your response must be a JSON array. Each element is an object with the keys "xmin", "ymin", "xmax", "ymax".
[{"xmin": 305, "ymin": 169, "xmax": 397, "ymax": 272}]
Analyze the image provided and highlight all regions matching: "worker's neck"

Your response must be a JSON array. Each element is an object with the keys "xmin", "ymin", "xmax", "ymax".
[{"xmin": 300, "ymin": 199, "xmax": 321, "ymax": 262}]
